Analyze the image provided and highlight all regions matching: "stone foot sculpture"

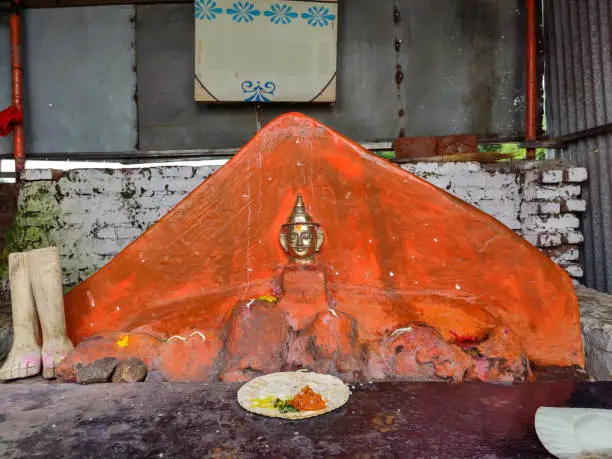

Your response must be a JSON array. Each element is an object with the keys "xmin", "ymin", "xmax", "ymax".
[
  {"xmin": 0, "ymin": 252, "xmax": 41, "ymax": 380},
  {"xmin": 28, "ymin": 248, "xmax": 75, "ymax": 379},
  {"xmin": 0, "ymin": 247, "xmax": 74, "ymax": 381}
]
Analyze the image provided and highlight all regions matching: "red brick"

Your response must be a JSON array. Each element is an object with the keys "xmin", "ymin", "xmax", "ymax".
[
  {"xmin": 437, "ymin": 135, "xmax": 478, "ymax": 155},
  {"xmin": 393, "ymin": 136, "xmax": 437, "ymax": 159}
]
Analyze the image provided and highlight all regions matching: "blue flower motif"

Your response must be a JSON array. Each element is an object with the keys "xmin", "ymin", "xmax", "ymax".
[
  {"xmin": 242, "ymin": 81, "xmax": 276, "ymax": 102},
  {"xmin": 226, "ymin": 2, "xmax": 261, "ymax": 23},
  {"xmin": 195, "ymin": 0, "xmax": 223, "ymax": 20},
  {"xmin": 264, "ymin": 3, "xmax": 298, "ymax": 25},
  {"xmin": 301, "ymin": 6, "xmax": 336, "ymax": 27}
]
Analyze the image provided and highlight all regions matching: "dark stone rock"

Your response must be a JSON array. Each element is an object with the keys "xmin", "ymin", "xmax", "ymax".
[
  {"xmin": 76, "ymin": 357, "xmax": 117, "ymax": 384},
  {"xmin": 112, "ymin": 358, "xmax": 147, "ymax": 383}
]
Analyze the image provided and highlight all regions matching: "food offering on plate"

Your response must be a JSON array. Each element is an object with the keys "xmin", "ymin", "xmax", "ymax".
[{"xmin": 237, "ymin": 371, "xmax": 350, "ymax": 419}]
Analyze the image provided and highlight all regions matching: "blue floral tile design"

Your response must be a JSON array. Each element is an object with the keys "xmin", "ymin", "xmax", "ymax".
[
  {"xmin": 301, "ymin": 6, "xmax": 336, "ymax": 27},
  {"xmin": 242, "ymin": 81, "xmax": 276, "ymax": 102},
  {"xmin": 264, "ymin": 4, "xmax": 299, "ymax": 25},
  {"xmin": 195, "ymin": 0, "xmax": 223, "ymax": 20},
  {"xmin": 226, "ymin": 2, "xmax": 261, "ymax": 23}
]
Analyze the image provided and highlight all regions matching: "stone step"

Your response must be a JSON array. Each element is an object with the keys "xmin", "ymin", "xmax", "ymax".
[{"xmin": 577, "ymin": 285, "xmax": 612, "ymax": 381}]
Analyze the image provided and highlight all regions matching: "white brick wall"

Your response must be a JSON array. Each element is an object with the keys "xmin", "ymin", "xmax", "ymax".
[
  {"xmin": 14, "ymin": 160, "xmax": 587, "ymax": 287},
  {"xmin": 401, "ymin": 161, "xmax": 588, "ymax": 280}
]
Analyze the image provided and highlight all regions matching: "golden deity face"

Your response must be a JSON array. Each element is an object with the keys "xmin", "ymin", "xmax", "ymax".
[
  {"xmin": 284, "ymin": 224, "xmax": 318, "ymax": 261},
  {"xmin": 280, "ymin": 194, "xmax": 324, "ymax": 265}
]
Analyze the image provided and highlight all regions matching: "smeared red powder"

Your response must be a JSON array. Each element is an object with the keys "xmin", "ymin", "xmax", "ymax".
[
  {"xmin": 289, "ymin": 386, "xmax": 326, "ymax": 411},
  {"xmin": 449, "ymin": 330, "xmax": 486, "ymax": 348}
]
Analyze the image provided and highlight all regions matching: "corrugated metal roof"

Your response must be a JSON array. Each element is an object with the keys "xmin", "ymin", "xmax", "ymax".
[{"xmin": 545, "ymin": 0, "xmax": 612, "ymax": 291}]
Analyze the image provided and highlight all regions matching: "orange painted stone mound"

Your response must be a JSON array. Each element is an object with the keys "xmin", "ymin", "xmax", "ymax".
[{"xmin": 60, "ymin": 113, "xmax": 584, "ymax": 383}]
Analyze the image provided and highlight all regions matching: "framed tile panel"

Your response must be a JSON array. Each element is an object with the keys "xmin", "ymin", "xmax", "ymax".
[{"xmin": 195, "ymin": 0, "xmax": 338, "ymax": 103}]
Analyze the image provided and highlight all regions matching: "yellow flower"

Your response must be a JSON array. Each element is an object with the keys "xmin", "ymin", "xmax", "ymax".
[
  {"xmin": 116, "ymin": 335, "xmax": 129, "ymax": 348},
  {"xmin": 251, "ymin": 395, "xmax": 276, "ymax": 409},
  {"xmin": 257, "ymin": 295, "xmax": 277, "ymax": 303}
]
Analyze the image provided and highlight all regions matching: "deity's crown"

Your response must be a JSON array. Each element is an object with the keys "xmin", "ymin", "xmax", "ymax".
[{"xmin": 283, "ymin": 194, "xmax": 318, "ymax": 227}]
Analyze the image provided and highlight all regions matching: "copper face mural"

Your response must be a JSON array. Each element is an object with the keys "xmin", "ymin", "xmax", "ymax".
[{"xmin": 57, "ymin": 113, "xmax": 584, "ymax": 384}]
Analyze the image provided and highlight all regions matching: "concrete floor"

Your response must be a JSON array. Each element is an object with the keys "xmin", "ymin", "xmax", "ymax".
[{"xmin": 2, "ymin": 379, "xmax": 612, "ymax": 458}]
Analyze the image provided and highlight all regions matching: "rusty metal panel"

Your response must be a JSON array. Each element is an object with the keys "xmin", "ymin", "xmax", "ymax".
[
  {"xmin": 136, "ymin": 4, "xmax": 258, "ymax": 150},
  {"xmin": 545, "ymin": 0, "xmax": 612, "ymax": 292},
  {"xmin": 139, "ymin": 0, "xmax": 533, "ymax": 150},
  {"xmin": 395, "ymin": 0, "xmax": 529, "ymax": 140},
  {"xmin": 1, "ymin": 1, "xmax": 534, "ymax": 154},
  {"xmin": 0, "ymin": 6, "xmax": 137, "ymax": 155}
]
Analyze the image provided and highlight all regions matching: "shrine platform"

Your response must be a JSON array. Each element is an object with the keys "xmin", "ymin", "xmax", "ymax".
[{"xmin": 2, "ymin": 380, "xmax": 612, "ymax": 458}]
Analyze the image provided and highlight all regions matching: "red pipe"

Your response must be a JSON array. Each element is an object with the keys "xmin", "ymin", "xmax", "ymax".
[
  {"xmin": 10, "ymin": 1, "xmax": 25, "ymax": 174},
  {"xmin": 525, "ymin": 0, "xmax": 537, "ymax": 160}
]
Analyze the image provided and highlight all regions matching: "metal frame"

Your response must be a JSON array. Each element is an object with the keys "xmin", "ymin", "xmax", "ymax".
[{"xmin": 2, "ymin": 0, "xmax": 543, "ymax": 171}]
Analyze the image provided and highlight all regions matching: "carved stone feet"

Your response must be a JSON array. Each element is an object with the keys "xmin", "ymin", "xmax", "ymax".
[
  {"xmin": 42, "ymin": 337, "xmax": 75, "ymax": 379},
  {"xmin": 0, "ymin": 344, "xmax": 41, "ymax": 380},
  {"xmin": 0, "ymin": 248, "xmax": 74, "ymax": 382}
]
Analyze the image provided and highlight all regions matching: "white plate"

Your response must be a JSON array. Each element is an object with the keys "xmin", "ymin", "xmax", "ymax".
[
  {"xmin": 535, "ymin": 407, "xmax": 612, "ymax": 458},
  {"xmin": 237, "ymin": 371, "xmax": 350, "ymax": 419}
]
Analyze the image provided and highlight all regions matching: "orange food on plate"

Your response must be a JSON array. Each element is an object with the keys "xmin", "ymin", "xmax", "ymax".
[{"xmin": 289, "ymin": 385, "xmax": 326, "ymax": 411}]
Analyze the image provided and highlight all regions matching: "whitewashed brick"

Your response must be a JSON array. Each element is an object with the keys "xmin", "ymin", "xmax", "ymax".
[
  {"xmin": 451, "ymin": 186, "xmax": 485, "ymax": 203},
  {"xmin": 87, "ymin": 238, "xmax": 130, "ymax": 255},
  {"xmin": 540, "ymin": 202, "xmax": 561, "ymax": 214},
  {"xmin": 476, "ymin": 199, "xmax": 520, "ymax": 229},
  {"xmin": 21, "ymin": 169, "xmax": 54, "ymax": 181},
  {"xmin": 560, "ymin": 263, "xmax": 584, "ymax": 278},
  {"xmin": 159, "ymin": 166, "xmax": 196, "ymax": 179},
  {"xmin": 116, "ymin": 226, "xmax": 144, "ymax": 240},
  {"xmin": 483, "ymin": 187, "xmax": 505, "ymax": 200},
  {"xmin": 401, "ymin": 163, "xmax": 441, "ymax": 175},
  {"xmin": 98, "ymin": 210, "xmax": 133, "ymax": 225},
  {"xmin": 194, "ymin": 166, "xmax": 220, "ymax": 178},
  {"xmin": 522, "ymin": 233, "xmax": 539, "ymax": 246},
  {"xmin": 165, "ymin": 181, "xmax": 200, "ymax": 194},
  {"xmin": 548, "ymin": 246, "xmax": 580, "ymax": 263},
  {"xmin": 524, "ymin": 169, "xmax": 541, "ymax": 185},
  {"xmin": 451, "ymin": 172, "xmax": 487, "ymax": 188},
  {"xmin": 524, "ymin": 185, "xmax": 582, "ymax": 201},
  {"xmin": 63, "ymin": 196, "xmax": 122, "ymax": 215},
  {"xmin": 423, "ymin": 175, "xmax": 451, "ymax": 190},
  {"xmin": 565, "ymin": 231, "xmax": 585, "ymax": 244},
  {"xmin": 485, "ymin": 172, "xmax": 516, "ymax": 188},
  {"xmin": 523, "ymin": 214, "xmax": 580, "ymax": 232},
  {"xmin": 70, "ymin": 171, "xmax": 124, "ymax": 193},
  {"xmin": 540, "ymin": 169, "xmax": 563, "ymax": 184},
  {"xmin": 564, "ymin": 167, "xmax": 588, "ymax": 183},
  {"xmin": 538, "ymin": 233, "xmax": 564, "ymax": 248},
  {"xmin": 498, "ymin": 217, "xmax": 522, "ymax": 230},
  {"xmin": 59, "ymin": 213, "xmax": 87, "ymax": 225},
  {"xmin": 402, "ymin": 162, "xmax": 480, "ymax": 177},
  {"xmin": 520, "ymin": 202, "xmax": 540, "ymax": 219},
  {"xmin": 95, "ymin": 227, "xmax": 116, "ymax": 239},
  {"xmin": 561, "ymin": 199, "xmax": 587, "ymax": 213}
]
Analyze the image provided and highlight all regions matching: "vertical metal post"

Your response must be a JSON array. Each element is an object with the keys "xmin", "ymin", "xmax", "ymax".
[
  {"xmin": 9, "ymin": 0, "xmax": 24, "ymax": 174},
  {"xmin": 525, "ymin": 0, "xmax": 537, "ymax": 160}
]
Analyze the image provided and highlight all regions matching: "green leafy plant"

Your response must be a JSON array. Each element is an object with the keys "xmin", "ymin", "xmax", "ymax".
[{"xmin": 273, "ymin": 398, "xmax": 299, "ymax": 413}]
